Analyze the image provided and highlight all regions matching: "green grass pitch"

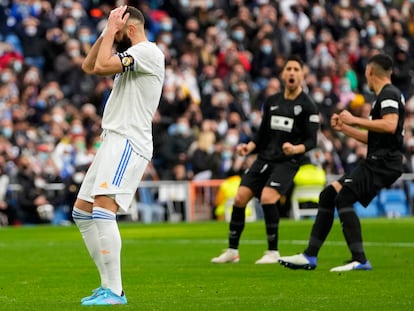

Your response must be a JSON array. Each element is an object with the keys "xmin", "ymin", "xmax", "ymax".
[{"xmin": 0, "ymin": 218, "xmax": 413, "ymax": 310}]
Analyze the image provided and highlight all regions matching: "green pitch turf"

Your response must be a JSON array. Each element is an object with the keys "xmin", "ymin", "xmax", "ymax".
[{"xmin": 0, "ymin": 218, "xmax": 413, "ymax": 310}]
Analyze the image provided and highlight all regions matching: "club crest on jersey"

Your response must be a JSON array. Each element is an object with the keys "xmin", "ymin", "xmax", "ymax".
[
  {"xmin": 121, "ymin": 56, "xmax": 133, "ymax": 67},
  {"xmin": 118, "ymin": 52, "xmax": 135, "ymax": 72},
  {"xmin": 294, "ymin": 105, "xmax": 302, "ymax": 115}
]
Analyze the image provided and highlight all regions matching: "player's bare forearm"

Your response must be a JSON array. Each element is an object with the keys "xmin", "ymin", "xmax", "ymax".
[
  {"xmin": 94, "ymin": 30, "xmax": 116, "ymax": 75},
  {"xmin": 94, "ymin": 5, "xmax": 128, "ymax": 75},
  {"xmin": 82, "ymin": 36, "xmax": 103, "ymax": 74},
  {"xmin": 282, "ymin": 142, "xmax": 306, "ymax": 156},
  {"xmin": 237, "ymin": 141, "xmax": 256, "ymax": 156},
  {"xmin": 340, "ymin": 123, "xmax": 368, "ymax": 144},
  {"xmin": 352, "ymin": 113, "xmax": 398, "ymax": 134},
  {"xmin": 339, "ymin": 110, "xmax": 397, "ymax": 134}
]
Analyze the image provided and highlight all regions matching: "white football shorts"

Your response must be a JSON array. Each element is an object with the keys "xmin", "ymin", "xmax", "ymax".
[{"xmin": 77, "ymin": 130, "xmax": 149, "ymax": 213}]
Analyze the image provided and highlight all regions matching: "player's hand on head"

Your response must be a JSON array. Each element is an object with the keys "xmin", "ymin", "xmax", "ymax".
[{"xmin": 107, "ymin": 5, "xmax": 129, "ymax": 33}]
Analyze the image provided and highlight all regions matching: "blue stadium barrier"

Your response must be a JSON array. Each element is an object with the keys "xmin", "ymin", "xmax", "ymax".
[
  {"xmin": 354, "ymin": 196, "xmax": 381, "ymax": 218},
  {"xmin": 378, "ymin": 188, "xmax": 409, "ymax": 218}
]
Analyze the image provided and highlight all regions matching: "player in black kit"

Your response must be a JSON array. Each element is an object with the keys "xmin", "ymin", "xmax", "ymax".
[
  {"xmin": 211, "ymin": 55, "xmax": 320, "ymax": 264},
  {"xmin": 279, "ymin": 53, "xmax": 405, "ymax": 272}
]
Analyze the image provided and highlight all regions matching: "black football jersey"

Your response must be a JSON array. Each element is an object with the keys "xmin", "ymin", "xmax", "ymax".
[
  {"xmin": 252, "ymin": 91, "xmax": 320, "ymax": 162},
  {"xmin": 368, "ymin": 84, "xmax": 405, "ymax": 156}
]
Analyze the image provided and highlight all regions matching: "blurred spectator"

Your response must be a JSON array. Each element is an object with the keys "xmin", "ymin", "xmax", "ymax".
[
  {"xmin": 251, "ymin": 36, "xmax": 277, "ymax": 91},
  {"xmin": 189, "ymin": 129, "xmax": 222, "ymax": 180},
  {"xmin": 15, "ymin": 16, "xmax": 46, "ymax": 69},
  {"xmin": 0, "ymin": 153, "xmax": 16, "ymax": 225},
  {"xmin": 313, "ymin": 74, "xmax": 340, "ymax": 129},
  {"xmin": 16, "ymin": 154, "xmax": 53, "ymax": 224},
  {"xmin": 161, "ymin": 116, "xmax": 195, "ymax": 179}
]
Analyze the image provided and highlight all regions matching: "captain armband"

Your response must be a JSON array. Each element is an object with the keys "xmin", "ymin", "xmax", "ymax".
[{"xmin": 118, "ymin": 52, "xmax": 135, "ymax": 72}]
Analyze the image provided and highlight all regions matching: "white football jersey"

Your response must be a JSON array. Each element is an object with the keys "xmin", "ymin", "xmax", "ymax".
[{"xmin": 102, "ymin": 41, "xmax": 165, "ymax": 160}]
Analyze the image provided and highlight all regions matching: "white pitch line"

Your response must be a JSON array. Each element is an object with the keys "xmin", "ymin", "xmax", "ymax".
[{"xmin": 123, "ymin": 239, "xmax": 414, "ymax": 248}]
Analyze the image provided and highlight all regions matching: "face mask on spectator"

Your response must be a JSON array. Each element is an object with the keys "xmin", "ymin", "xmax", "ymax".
[
  {"xmin": 13, "ymin": 61, "xmax": 23, "ymax": 73},
  {"xmin": 341, "ymin": 84, "xmax": 351, "ymax": 93},
  {"xmin": 366, "ymin": 25, "xmax": 376, "ymax": 37},
  {"xmin": 161, "ymin": 22, "xmax": 172, "ymax": 32},
  {"xmin": 180, "ymin": 0, "xmax": 190, "ymax": 7},
  {"xmin": 25, "ymin": 26, "xmax": 37, "ymax": 36},
  {"xmin": 68, "ymin": 49, "xmax": 80, "ymax": 58},
  {"xmin": 340, "ymin": 19, "xmax": 351, "ymax": 28},
  {"xmin": 320, "ymin": 46, "xmax": 328, "ymax": 55},
  {"xmin": 225, "ymin": 135, "xmax": 239, "ymax": 146},
  {"xmin": 321, "ymin": 81, "xmax": 332, "ymax": 93},
  {"xmin": 71, "ymin": 10, "xmax": 83, "ymax": 19},
  {"xmin": 261, "ymin": 45, "xmax": 272, "ymax": 55},
  {"xmin": 287, "ymin": 31, "xmax": 297, "ymax": 41},
  {"xmin": 1, "ymin": 73, "xmax": 12, "ymax": 83},
  {"xmin": 164, "ymin": 91, "xmax": 175, "ymax": 102},
  {"xmin": 232, "ymin": 30, "xmax": 244, "ymax": 42},
  {"xmin": 79, "ymin": 34, "xmax": 90, "ymax": 43},
  {"xmin": 38, "ymin": 152, "xmax": 49, "ymax": 163},
  {"xmin": 313, "ymin": 92, "xmax": 324, "ymax": 103},
  {"xmin": 249, "ymin": 112, "xmax": 261, "ymax": 127},
  {"xmin": 222, "ymin": 150, "xmax": 232, "ymax": 160},
  {"xmin": 25, "ymin": 70, "xmax": 40, "ymax": 84},
  {"xmin": 176, "ymin": 124, "xmax": 189, "ymax": 135},
  {"xmin": 161, "ymin": 35, "xmax": 172, "ymax": 45},
  {"xmin": 373, "ymin": 39, "xmax": 384, "ymax": 49},
  {"xmin": 53, "ymin": 114, "xmax": 64, "ymax": 123},
  {"xmin": 64, "ymin": 25, "xmax": 76, "ymax": 35},
  {"xmin": 217, "ymin": 20, "xmax": 227, "ymax": 29},
  {"xmin": 71, "ymin": 125, "xmax": 83, "ymax": 135},
  {"xmin": 2, "ymin": 127, "xmax": 12, "ymax": 139}
]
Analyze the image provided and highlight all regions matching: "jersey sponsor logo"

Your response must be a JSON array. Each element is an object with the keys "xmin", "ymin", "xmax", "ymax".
[
  {"xmin": 294, "ymin": 105, "xmax": 302, "ymax": 115},
  {"xmin": 270, "ymin": 115, "xmax": 293, "ymax": 132},
  {"xmin": 309, "ymin": 114, "xmax": 320, "ymax": 123},
  {"xmin": 381, "ymin": 99, "xmax": 398, "ymax": 109},
  {"xmin": 270, "ymin": 181, "xmax": 280, "ymax": 187}
]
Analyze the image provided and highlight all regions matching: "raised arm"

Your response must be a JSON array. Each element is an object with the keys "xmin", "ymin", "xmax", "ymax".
[
  {"xmin": 81, "ymin": 35, "xmax": 104, "ymax": 74},
  {"xmin": 82, "ymin": 5, "xmax": 128, "ymax": 76}
]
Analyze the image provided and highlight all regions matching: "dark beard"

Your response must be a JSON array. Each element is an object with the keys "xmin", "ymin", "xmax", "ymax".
[{"xmin": 115, "ymin": 35, "xmax": 132, "ymax": 53}]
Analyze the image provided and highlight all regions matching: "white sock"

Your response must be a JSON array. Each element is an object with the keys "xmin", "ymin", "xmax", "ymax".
[
  {"xmin": 72, "ymin": 207, "xmax": 108, "ymax": 288},
  {"xmin": 93, "ymin": 207, "xmax": 123, "ymax": 296}
]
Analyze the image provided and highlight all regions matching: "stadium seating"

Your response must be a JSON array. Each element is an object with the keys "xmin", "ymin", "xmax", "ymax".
[
  {"xmin": 353, "ymin": 196, "xmax": 381, "ymax": 218},
  {"xmin": 378, "ymin": 188, "xmax": 409, "ymax": 218}
]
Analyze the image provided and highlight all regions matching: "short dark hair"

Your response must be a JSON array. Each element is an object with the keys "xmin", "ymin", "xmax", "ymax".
[
  {"xmin": 367, "ymin": 53, "xmax": 393, "ymax": 71},
  {"xmin": 283, "ymin": 54, "xmax": 304, "ymax": 69},
  {"xmin": 123, "ymin": 6, "xmax": 145, "ymax": 25}
]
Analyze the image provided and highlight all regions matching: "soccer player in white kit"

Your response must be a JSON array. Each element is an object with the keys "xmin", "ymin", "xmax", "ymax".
[{"xmin": 71, "ymin": 5, "xmax": 165, "ymax": 305}]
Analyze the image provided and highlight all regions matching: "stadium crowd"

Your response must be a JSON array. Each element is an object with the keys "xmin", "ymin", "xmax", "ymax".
[{"xmin": 1, "ymin": 0, "xmax": 414, "ymax": 225}]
